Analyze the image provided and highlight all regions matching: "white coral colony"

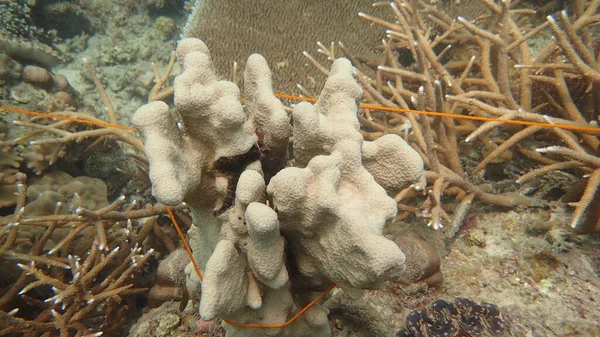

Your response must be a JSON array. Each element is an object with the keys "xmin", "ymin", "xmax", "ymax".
[{"xmin": 133, "ymin": 38, "xmax": 424, "ymax": 337}]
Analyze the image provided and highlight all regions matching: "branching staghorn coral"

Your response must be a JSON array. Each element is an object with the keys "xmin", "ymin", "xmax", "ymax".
[
  {"xmin": 514, "ymin": 4, "xmax": 600, "ymax": 232},
  {"xmin": 2, "ymin": 58, "xmax": 167, "ymax": 198},
  {"xmin": 307, "ymin": 0, "xmax": 600, "ymax": 233},
  {"xmin": 7, "ymin": 54, "xmax": 177, "ymax": 159},
  {"xmin": 0, "ymin": 141, "xmax": 189, "ymax": 335},
  {"xmin": 448, "ymin": 0, "xmax": 600, "ymax": 233},
  {"xmin": 0, "ymin": 175, "xmax": 162, "ymax": 337},
  {"xmin": 0, "ymin": 59, "xmax": 184, "ymax": 336},
  {"xmin": 2, "ymin": 3, "xmax": 599, "ymax": 337},
  {"xmin": 0, "ymin": 134, "xmax": 23, "ymax": 208}
]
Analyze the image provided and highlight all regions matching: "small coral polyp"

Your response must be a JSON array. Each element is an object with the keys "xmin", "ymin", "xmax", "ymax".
[{"xmin": 133, "ymin": 38, "xmax": 424, "ymax": 336}]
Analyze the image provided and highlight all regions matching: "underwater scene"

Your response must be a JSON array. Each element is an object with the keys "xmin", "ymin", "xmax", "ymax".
[{"xmin": 1, "ymin": 0, "xmax": 600, "ymax": 336}]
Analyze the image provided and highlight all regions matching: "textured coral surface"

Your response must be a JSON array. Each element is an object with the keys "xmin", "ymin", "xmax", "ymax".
[{"xmin": 1, "ymin": 1, "xmax": 600, "ymax": 337}]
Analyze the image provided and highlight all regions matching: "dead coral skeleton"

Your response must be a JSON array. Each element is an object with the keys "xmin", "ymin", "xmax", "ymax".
[{"xmin": 307, "ymin": 0, "xmax": 600, "ymax": 233}]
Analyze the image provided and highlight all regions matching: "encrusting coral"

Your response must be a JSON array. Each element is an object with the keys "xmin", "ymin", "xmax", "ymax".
[
  {"xmin": 182, "ymin": 0, "xmax": 393, "ymax": 93},
  {"xmin": 133, "ymin": 37, "xmax": 424, "ymax": 336}
]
